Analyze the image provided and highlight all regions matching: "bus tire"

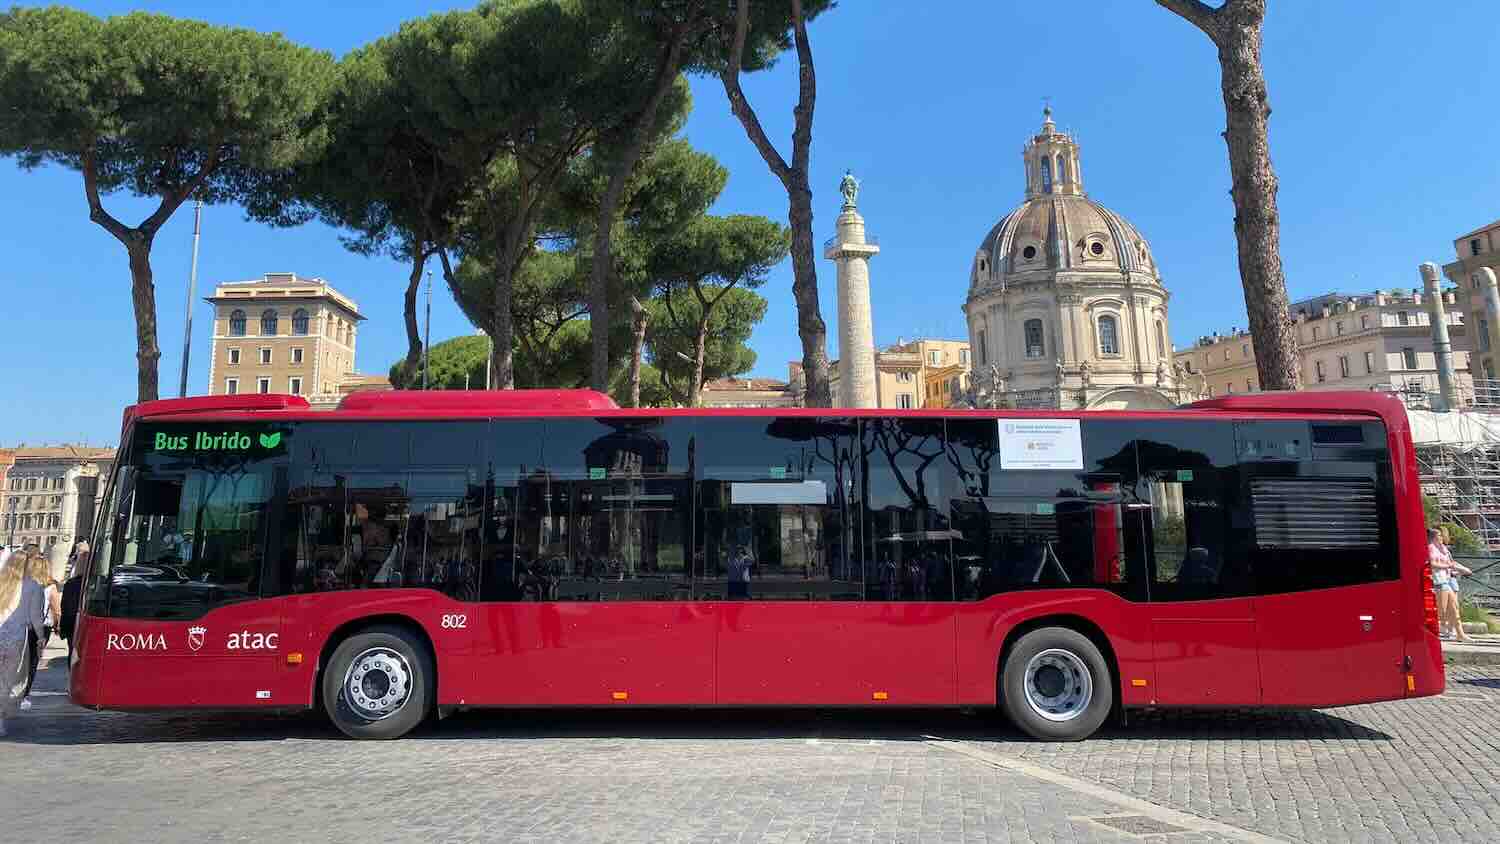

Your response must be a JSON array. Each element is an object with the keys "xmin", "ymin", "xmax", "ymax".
[
  {"xmin": 322, "ymin": 625, "xmax": 433, "ymax": 740},
  {"xmin": 1000, "ymin": 627, "xmax": 1112, "ymax": 742}
]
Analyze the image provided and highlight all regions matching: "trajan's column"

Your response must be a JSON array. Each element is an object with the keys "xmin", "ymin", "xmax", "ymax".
[{"xmin": 824, "ymin": 170, "xmax": 879, "ymax": 407}]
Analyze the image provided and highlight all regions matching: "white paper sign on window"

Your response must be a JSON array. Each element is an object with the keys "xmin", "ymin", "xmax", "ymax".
[
  {"xmin": 730, "ymin": 481, "xmax": 827, "ymax": 505},
  {"xmin": 997, "ymin": 419, "xmax": 1084, "ymax": 470}
]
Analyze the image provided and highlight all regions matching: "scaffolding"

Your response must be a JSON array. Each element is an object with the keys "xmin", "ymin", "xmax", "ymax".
[{"xmin": 1409, "ymin": 393, "xmax": 1500, "ymax": 549}]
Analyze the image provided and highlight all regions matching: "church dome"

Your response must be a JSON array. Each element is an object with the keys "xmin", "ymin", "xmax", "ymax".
[{"xmin": 968, "ymin": 108, "xmax": 1156, "ymax": 292}]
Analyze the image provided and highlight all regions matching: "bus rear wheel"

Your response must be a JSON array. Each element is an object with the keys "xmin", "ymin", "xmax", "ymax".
[
  {"xmin": 322, "ymin": 625, "xmax": 432, "ymax": 740},
  {"xmin": 1000, "ymin": 627, "xmax": 1112, "ymax": 741}
]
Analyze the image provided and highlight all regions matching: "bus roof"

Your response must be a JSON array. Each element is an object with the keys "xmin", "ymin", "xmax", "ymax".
[{"xmin": 119, "ymin": 388, "xmax": 1412, "ymax": 429}]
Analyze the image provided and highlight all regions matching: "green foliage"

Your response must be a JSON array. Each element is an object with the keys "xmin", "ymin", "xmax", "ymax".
[
  {"xmin": 1459, "ymin": 596, "xmax": 1499, "ymax": 632},
  {"xmin": 1424, "ymin": 495, "xmax": 1487, "ymax": 557},
  {"xmin": 0, "ymin": 7, "xmax": 333, "ymax": 203},
  {"xmin": 646, "ymin": 286, "xmax": 767, "ymax": 402}
]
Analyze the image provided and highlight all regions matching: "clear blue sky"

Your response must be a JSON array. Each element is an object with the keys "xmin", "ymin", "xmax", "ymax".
[{"xmin": 3, "ymin": 1, "xmax": 1498, "ymax": 446}]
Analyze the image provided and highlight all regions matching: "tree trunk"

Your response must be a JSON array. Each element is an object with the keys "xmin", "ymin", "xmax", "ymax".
[
  {"xmin": 689, "ymin": 316, "xmax": 710, "ymax": 408},
  {"xmin": 490, "ymin": 260, "xmax": 516, "ymax": 390},
  {"xmin": 628, "ymin": 296, "xmax": 649, "ymax": 407},
  {"xmin": 721, "ymin": 0, "xmax": 832, "ymax": 407},
  {"xmin": 1158, "ymin": 0, "xmax": 1299, "ymax": 391},
  {"xmin": 401, "ymin": 253, "xmax": 426, "ymax": 387},
  {"xmin": 590, "ymin": 35, "xmax": 686, "ymax": 393},
  {"xmin": 126, "ymin": 239, "xmax": 161, "ymax": 403},
  {"xmin": 786, "ymin": 182, "xmax": 832, "ymax": 406}
]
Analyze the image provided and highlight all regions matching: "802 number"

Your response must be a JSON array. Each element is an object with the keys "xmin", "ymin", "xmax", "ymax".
[{"xmin": 440, "ymin": 614, "xmax": 468, "ymax": 629}]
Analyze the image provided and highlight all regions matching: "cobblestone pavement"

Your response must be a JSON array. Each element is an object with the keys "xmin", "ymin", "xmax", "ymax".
[{"xmin": 4, "ymin": 643, "xmax": 1499, "ymax": 843}]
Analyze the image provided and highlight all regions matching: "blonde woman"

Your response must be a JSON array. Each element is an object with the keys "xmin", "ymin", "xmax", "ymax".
[{"xmin": 0, "ymin": 548, "xmax": 48, "ymax": 736}]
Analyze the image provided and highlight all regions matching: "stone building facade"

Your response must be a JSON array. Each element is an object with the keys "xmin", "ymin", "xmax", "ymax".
[
  {"xmin": 829, "ymin": 338, "xmax": 972, "ymax": 410},
  {"xmin": 1177, "ymin": 289, "xmax": 1475, "ymax": 404},
  {"xmin": 962, "ymin": 110, "xmax": 1183, "ymax": 410},
  {"xmin": 2, "ymin": 446, "xmax": 115, "ymax": 578},
  {"xmin": 206, "ymin": 273, "xmax": 367, "ymax": 402},
  {"xmin": 1443, "ymin": 218, "xmax": 1500, "ymax": 387}
]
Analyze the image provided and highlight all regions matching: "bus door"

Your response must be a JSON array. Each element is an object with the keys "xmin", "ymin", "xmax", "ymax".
[
  {"xmin": 1137, "ymin": 423, "xmax": 1262, "ymax": 706},
  {"xmin": 1239, "ymin": 421, "xmax": 1405, "ymax": 706}
]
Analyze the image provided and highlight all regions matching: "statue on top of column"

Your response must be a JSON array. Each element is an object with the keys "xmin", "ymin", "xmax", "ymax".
[{"xmin": 839, "ymin": 169, "xmax": 860, "ymax": 210}]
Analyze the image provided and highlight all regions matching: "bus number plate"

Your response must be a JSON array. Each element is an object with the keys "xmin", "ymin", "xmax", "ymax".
[{"xmin": 440, "ymin": 614, "xmax": 468, "ymax": 630}]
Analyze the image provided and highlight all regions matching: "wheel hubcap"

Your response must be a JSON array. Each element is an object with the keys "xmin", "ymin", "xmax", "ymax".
[
  {"xmin": 1023, "ymin": 648, "xmax": 1093, "ymax": 723},
  {"xmin": 342, "ymin": 647, "xmax": 412, "ymax": 721}
]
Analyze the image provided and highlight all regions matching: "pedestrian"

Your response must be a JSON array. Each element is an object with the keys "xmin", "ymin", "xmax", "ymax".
[
  {"xmin": 1428, "ymin": 527, "xmax": 1472, "ymax": 641},
  {"xmin": 1439, "ymin": 527, "xmax": 1473, "ymax": 643},
  {"xmin": 0, "ymin": 547, "xmax": 48, "ymax": 737}
]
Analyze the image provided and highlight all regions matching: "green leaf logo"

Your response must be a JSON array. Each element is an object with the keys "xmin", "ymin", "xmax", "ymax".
[{"xmin": 259, "ymin": 432, "xmax": 282, "ymax": 449}]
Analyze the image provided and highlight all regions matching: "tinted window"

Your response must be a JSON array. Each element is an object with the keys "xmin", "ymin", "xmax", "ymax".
[
  {"xmin": 1238, "ymin": 420, "xmax": 1397, "ymax": 593},
  {"xmin": 947, "ymin": 418, "xmax": 1144, "ymax": 601},
  {"xmin": 278, "ymin": 422, "xmax": 483, "ymax": 600},
  {"xmin": 861, "ymin": 418, "xmax": 953, "ymax": 601},
  {"xmin": 508, "ymin": 417, "xmax": 694, "ymax": 601},
  {"xmin": 696, "ymin": 417, "xmax": 862, "ymax": 600},
  {"xmin": 99, "ymin": 422, "xmax": 290, "ymax": 620},
  {"xmin": 1137, "ymin": 421, "xmax": 1252, "ymax": 601}
]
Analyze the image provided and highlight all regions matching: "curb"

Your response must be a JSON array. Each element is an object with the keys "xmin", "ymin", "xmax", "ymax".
[{"xmin": 1442, "ymin": 645, "xmax": 1500, "ymax": 666}]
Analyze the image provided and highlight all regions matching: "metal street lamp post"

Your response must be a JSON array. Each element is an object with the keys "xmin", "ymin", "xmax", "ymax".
[{"xmin": 178, "ymin": 199, "xmax": 203, "ymax": 398}]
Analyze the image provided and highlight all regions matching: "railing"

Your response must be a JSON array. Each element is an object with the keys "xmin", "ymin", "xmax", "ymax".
[
  {"xmin": 822, "ymin": 233, "xmax": 880, "ymax": 251},
  {"xmin": 1453, "ymin": 554, "xmax": 1500, "ymax": 610}
]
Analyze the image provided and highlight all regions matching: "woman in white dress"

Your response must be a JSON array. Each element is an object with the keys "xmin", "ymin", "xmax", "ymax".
[{"xmin": 0, "ymin": 547, "xmax": 48, "ymax": 736}]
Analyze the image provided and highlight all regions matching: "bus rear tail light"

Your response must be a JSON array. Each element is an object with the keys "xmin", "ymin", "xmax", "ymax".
[{"xmin": 1421, "ymin": 563, "xmax": 1440, "ymax": 636}]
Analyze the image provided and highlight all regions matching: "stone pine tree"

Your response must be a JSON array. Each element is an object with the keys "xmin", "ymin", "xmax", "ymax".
[
  {"xmin": 0, "ymin": 8, "xmax": 332, "ymax": 402},
  {"xmin": 246, "ymin": 38, "xmax": 473, "ymax": 389},
  {"xmin": 646, "ymin": 214, "xmax": 789, "ymax": 406},
  {"xmin": 718, "ymin": 0, "xmax": 838, "ymax": 406},
  {"xmin": 1156, "ymin": 0, "xmax": 1301, "ymax": 390},
  {"xmin": 580, "ymin": 0, "xmax": 831, "ymax": 396}
]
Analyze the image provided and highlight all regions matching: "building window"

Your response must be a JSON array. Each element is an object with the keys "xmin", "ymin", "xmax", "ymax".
[
  {"xmin": 1156, "ymin": 321, "xmax": 1167, "ymax": 358},
  {"xmin": 1247, "ymin": 379, "xmax": 1254, "ymax": 392},
  {"xmin": 1021, "ymin": 245, "xmax": 1037, "ymax": 261},
  {"xmin": 229, "ymin": 309, "xmax": 246, "ymax": 336},
  {"xmin": 259, "ymin": 348, "xmax": 272, "ymax": 365},
  {"xmin": 1482, "ymin": 319, "xmax": 1492, "ymax": 352},
  {"xmin": 1315, "ymin": 360, "xmax": 1326, "ymax": 383},
  {"xmin": 292, "ymin": 308, "xmax": 310, "ymax": 335},
  {"xmin": 1402, "ymin": 347, "xmax": 1417, "ymax": 370},
  {"xmin": 1024, "ymin": 319, "xmax": 1045, "ymax": 358},
  {"xmin": 1056, "ymin": 155, "xmax": 1068, "ymax": 185},
  {"xmin": 1097, "ymin": 315, "xmax": 1120, "ymax": 356},
  {"xmin": 260, "ymin": 309, "xmax": 278, "ymax": 335},
  {"xmin": 1486, "ymin": 359, "xmax": 1496, "ymax": 380},
  {"xmin": 1364, "ymin": 351, "xmax": 1375, "ymax": 374},
  {"xmin": 1312, "ymin": 326, "xmax": 1319, "ymax": 340},
  {"xmin": 897, "ymin": 393, "xmax": 913, "ymax": 409},
  {"xmin": 1336, "ymin": 321, "xmax": 1345, "ymax": 336},
  {"xmin": 225, "ymin": 378, "xmax": 239, "ymax": 395},
  {"xmin": 1040, "ymin": 157, "xmax": 1053, "ymax": 193},
  {"xmin": 257, "ymin": 377, "xmax": 271, "ymax": 394},
  {"xmin": 292, "ymin": 347, "xmax": 304, "ymax": 365},
  {"xmin": 228, "ymin": 348, "xmax": 241, "ymax": 366},
  {"xmin": 1339, "ymin": 355, "xmax": 1350, "ymax": 377},
  {"xmin": 288, "ymin": 377, "xmax": 303, "ymax": 396},
  {"xmin": 1206, "ymin": 386, "xmax": 1214, "ymax": 397},
  {"xmin": 1398, "ymin": 311, "xmax": 1410, "ymax": 326},
  {"xmin": 1089, "ymin": 240, "xmax": 1105, "ymax": 256},
  {"xmin": 960, "ymin": 348, "xmax": 969, "ymax": 366},
  {"xmin": 1473, "ymin": 238, "xmax": 1483, "ymax": 257},
  {"xmin": 1361, "ymin": 314, "xmax": 1370, "ymax": 330},
  {"xmin": 977, "ymin": 329, "xmax": 987, "ymax": 365},
  {"xmin": 1226, "ymin": 382, "xmax": 1234, "ymax": 394},
  {"xmin": 1241, "ymin": 343, "xmax": 1249, "ymax": 358},
  {"xmin": 929, "ymin": 350, "xmax": 941, "ymax": 365},
  {"xmin": 1223, "ymin": 348, "xmax": 1231, "ymax": 361}
]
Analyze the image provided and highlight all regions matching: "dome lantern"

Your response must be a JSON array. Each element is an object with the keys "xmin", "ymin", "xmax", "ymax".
[{"xmin": 1024, "ymin": 106, "xmax": 1083, "ymax": 199}]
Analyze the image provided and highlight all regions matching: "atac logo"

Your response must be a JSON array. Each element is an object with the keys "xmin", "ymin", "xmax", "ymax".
[{"xmin": 188, "ymin": 625, "xmax": 207, "ymax": 653}]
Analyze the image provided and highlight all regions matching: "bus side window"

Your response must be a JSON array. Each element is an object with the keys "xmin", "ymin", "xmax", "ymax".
[
  {"xmin": 862, "ymin": 418, "xmax": 954, "ymax": 602},
  {"xmin": 1138, "ymin": 420, "xmax": 1250, "ymax": 602}
]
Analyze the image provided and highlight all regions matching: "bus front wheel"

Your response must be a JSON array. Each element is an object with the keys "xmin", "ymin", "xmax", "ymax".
[
  {"xmin": 1000, "ymin": 627, "xmax": 1112, "ymax": 741},
  {"xmin": 322, "ymin": 625, "xmax": 433, "ymax": 740}
]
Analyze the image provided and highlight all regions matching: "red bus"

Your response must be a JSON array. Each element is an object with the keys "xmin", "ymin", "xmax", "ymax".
[{"xmin": 68, "ymin": 388, "xmax": 1444, "ymax": 741}]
